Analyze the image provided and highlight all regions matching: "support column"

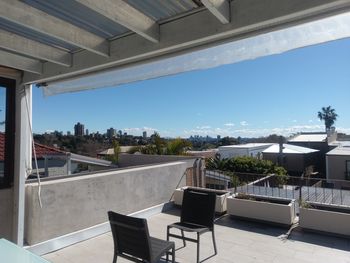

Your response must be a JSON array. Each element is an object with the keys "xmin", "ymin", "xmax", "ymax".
[{"xmin": 13, "ymin": 83, "xmax": 32, "ymax": 246}]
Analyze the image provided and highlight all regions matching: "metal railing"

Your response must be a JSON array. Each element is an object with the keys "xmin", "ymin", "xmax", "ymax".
[{"xmin": 203, "ymin": 170, "xmax": 350, "ymax": 207}]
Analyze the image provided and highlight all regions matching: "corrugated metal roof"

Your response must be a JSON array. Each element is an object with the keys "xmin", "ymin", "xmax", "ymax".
[
  {"xmin": 0, "ymin": 17, "xmax": 78, "ymax": 52},
  {"xmin": 263, "ymin": 144, "xmax": 319, "ymax": 154},
  {"xmin": 125, "ymin": 0, "xmax": 199, "ymax": 21},
  {"xmin": 22, "ymin": 0, "xmax": 129, "ymax": 40},
  {"xmin": 327, "ymin": 146, "xmax": 350, "ymax": 156},
  {"xmin": 219, "ymin": 143, "xmax": 273, "ymax": 150},
  {"xmin": 289, "ymin": 134, "xmax": 327, "ymax": 142}
]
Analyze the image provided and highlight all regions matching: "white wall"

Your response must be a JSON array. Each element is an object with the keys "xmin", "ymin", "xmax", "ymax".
[{"xmin": 25, "ymin": 161, "xmax": 194, "ymax": 245}]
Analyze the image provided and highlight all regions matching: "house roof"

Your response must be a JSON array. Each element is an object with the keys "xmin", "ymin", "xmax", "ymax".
[
  {"xmin": 263, "ymin": 144, "xmax": 319, "ymax": 154},
  {"xmin": 0, "ymin": 132, "xmax": 65, "ymax": 161},
  {"xmin": 219, "ymin": 143, "xmax": 273, "ymax": 150},
  {"xmin": 327, "ymin": 146, "xmax": 350, "ymax": 156},
  {"xmin": 288, "ymin": 133, "xmax": 327, "ymax": 143}
]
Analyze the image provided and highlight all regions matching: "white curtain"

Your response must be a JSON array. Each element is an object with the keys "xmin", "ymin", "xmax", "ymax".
[{"xmin": 43, "ymin": 12, "xmax": 350, "ymax": 96}]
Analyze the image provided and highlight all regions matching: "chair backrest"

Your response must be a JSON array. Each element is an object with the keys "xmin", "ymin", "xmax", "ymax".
[
  {"xmin": 180, "ymin": 189, "xmax": 216, "ymax": 229},
  {"xmin": 108, "ymin": 211, "xmax": 152, "ymax": 261}
]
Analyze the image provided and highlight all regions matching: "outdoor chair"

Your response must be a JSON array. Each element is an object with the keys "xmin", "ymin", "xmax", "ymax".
[
  {"xmin": 108, "ymin": 211, "xmax": 175, "ymax": 263},
  {"xmin": 167, "ymin": 189, "xmax": 217, "ymax": 263}
]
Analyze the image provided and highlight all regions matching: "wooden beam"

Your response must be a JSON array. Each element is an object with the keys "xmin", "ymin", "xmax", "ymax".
[
  {"xmin": 0, "ymin": 49, "xmax": 42, "ymax": 74},
  {"xmin": 202, "ymin": 0, "xmax": 230, "ymax": 24},
  {"xmin": 0, "ymin": 0, "xmax": 109, "ymax": 57},
  {"xmin": 0, "ymin": 29, "xmax": 71, "ymax": 67},
  {"xmin": 76, "ymin": 0, "xmax": 159, "ymax": 43}
]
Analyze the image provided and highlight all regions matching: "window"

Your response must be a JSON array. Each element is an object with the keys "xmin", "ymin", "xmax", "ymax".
[{"xmin": 0, "ymin": 77, "xmax": 15, "ymax": 189}]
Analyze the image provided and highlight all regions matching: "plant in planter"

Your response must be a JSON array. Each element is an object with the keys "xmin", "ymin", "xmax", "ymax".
[
  {"xmin": 227, "ymin": 193, "xmax": 296, "ymax": 226},
  {"xmin": 173, "ymin": 186, "xmax": 230, "ymax": 214},
  {"xmin": 299, "ymin": 201, "xmax": 350, "ymax": 236}
]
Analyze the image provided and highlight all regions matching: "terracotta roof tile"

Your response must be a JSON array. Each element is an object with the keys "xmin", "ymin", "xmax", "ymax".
[{"xmin": 0, "ymin": 132, "xmax": 66, "ymax": 161}]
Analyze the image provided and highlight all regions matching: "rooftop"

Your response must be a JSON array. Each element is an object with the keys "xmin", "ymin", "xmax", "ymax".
[
  {"xmin": 263, "ymin": 144, "xmax": 319, "ymax": 154},
  {"xmin": 327, "ymin": 146, "xmax": 350, "ymax": 156},
  {"xmin": 289, "ymin": 134, "xmax": 327, "ymax": 143},
  {"xmin": 219, "ymin": 143, "xmax": 273, "ymax": 150},
  {"xmin": 43, "ymin": 208, "xmax": 350, "ymax": 263}
]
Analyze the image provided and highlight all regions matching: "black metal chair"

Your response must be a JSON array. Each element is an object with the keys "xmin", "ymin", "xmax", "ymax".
[
  {"xmin": 167, "ymin": 189, "xmax": 217, "ymax": 263},
  {"xmin": 108, "ymin": 211, "xmax": 175, "ymax": 263}
]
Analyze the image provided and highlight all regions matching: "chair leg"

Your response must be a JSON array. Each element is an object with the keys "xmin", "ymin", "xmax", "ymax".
[
  {"xmin": 212, "ymin": 230, "xmax": 217, "ymax": 255},
  {"xmin": 166, "ymin": 227, "xmax": 170, "ymax": 262},
  {"xmin": 196, "ymin": 233, "xmax": 200, "ymax": 263},
  {"xmin": 112, "ymin": 254, "xmax": 117, "ymax": 263},
  {"xmin": 172, "ymin": 246, "xmax": 175, "ymax": 263},
  {"xmin": 181, "ymin": 229, "xmax": 186, "ymax": 247}
]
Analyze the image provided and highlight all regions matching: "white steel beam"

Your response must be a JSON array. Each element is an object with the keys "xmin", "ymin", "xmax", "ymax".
[
  {"xmin": 0, "ymin": 50, "xmax": 42, "ymax": 74},
  {"xmin": 0, "ymin": 0, "xmax": 109, "ymax": 57},
  {"xmin": 76, "ymin": 0, "xmax": 159, "ymax": 43},
  {"xmin": 202, "ymin": 0, "xmax": 230, "ymax": 24},
  {"xmin": 0, "ymin": 29, "xmax": 71, "ymax": 67},
  {"xmin": 23, "ymin": 0, "xmax": 350, "ymax": 84}
]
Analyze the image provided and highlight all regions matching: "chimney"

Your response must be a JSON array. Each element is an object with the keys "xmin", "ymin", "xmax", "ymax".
[{"xmin": 278, "ymin": 136, "xmax": 284, "ymax": 166}]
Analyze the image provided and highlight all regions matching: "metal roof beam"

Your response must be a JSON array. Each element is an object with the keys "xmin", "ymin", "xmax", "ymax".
[
  {"xmin": 202, "ymin": 0, "xmax": 230, "ymax": 24},
  {"xmin": 23, "ymin": 0, "xmax": 350, "ymax": 83},
  {"xmin": 0, "ymin": 49, "xmax": 42, "ymax": 74},
  {"xmin": 0, "ymin": 0, "xmax": 109, "ymax": 57},
  {"xmin": 75, "ymin": 0, "xmax": 159, "ymax": 43},
  {"xmin": 0, "ymin": 29, "xmax": 71, "ymax": 67}
]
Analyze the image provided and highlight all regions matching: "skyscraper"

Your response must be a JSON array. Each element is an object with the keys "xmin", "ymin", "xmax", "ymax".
[
  {"xmin": 74, "ymin": 122, "xmax": 85, "ymax": 136},
  {"xmin": 107, "ymin": 127, "xmax": 116, "ymax": 139},
  {"xmin": 143, "ymin": 131, "xmax": 147, "ymax": 139}
]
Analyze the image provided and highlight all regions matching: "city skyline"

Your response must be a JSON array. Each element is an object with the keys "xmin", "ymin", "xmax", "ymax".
[{"xmin": 32, "ymin": 37, "xmax": 350, "ymax": 138}]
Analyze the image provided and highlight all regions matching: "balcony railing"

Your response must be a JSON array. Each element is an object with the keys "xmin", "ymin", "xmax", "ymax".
[{"xmin": 203, "ymin": 170, "xmax": 350, "ymax": 207}]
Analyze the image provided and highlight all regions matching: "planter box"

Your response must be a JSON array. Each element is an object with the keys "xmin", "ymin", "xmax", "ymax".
[
  {"xmin": 173, "ymin": 187, "xmax": 230, "ymax": 214},
  {"xmin": 227, "ymin": 194, "xmax": 295, "ymax": 226},
  {"xmin": 299, "ymin": 202, "xmax": 350, "ymax": 237}
]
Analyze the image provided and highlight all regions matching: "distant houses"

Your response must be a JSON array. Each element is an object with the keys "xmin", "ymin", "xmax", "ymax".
[
  {"xmin": 262, "ymin": 144, "xmax": 319, "ymax": 176},
  {"xmin": 218, "ymin": 143, "xmax": 273, "ymax": 159}
]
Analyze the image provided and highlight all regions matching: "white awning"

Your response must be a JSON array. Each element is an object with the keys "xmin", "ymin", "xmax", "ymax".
[{"xmin": 42, "ymin": 12, "xmax": 350, "ymax": 96}]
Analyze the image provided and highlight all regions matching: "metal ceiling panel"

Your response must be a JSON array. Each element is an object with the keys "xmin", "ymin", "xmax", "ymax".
[
  {"xmin": 125, "ymin": 0, "xmax": 199, "ymax": 21},
  {"xmin": 0, "ymin": 17, "xmax": 78, "ymax": 52},
  {"xmin": 22, "ymin": 0, "xmax": 129, "ymax": 39}
]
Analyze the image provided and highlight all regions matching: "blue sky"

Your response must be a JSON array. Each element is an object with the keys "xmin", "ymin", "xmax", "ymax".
[{"xmin": 32, "ymin": 37, "xmax": 350, "ymax": 138}]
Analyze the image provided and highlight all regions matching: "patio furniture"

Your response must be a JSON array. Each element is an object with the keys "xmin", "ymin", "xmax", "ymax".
[
  {"xmin": 108, "ymin": 211, "xmax": 175, "ymax": 263},
  {"xmin": 167, "ymin": 189, "xmax": 217, "ymax": 263},
  {"xmin": 0, "ymin": 238, "xmax": 50, "ymax": 263}
]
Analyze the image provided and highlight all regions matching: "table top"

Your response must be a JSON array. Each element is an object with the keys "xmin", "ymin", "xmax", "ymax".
[{"xmin": 0, "ymin": 239, "xmax": 50, "ymax": 263}]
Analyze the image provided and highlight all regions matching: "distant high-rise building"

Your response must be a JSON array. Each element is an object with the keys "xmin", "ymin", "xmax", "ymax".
[
  {"xmin": 107, "ymin": 127, "xmax": 116, "ymax": 139},
  {"xmin": 118, "ymin": 130, "xmax": 122, "ymax": 136},
  {"xmin": 86, "ymin": 129, "xmax": 89, "ymax": 136},
  {"xmin": 124, "ymin": 132, "xmax": 127, "ymax": 136},
  {"xmin": 67, "ymin": 131, "xmax": 71, "ymax": 136},
  {"xmin": 74, "ymin": 122, "xmax": 85, "ymax": 136},
  {"xmin": 143, "ymin": 131, "xmax": 147, "ymax": 139},
  {"xmin": 217, "ymin": 135, "xmax": 221, "ymax": 141}
]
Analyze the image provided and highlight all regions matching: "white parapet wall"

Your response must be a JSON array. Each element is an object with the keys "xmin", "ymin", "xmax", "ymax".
[{"xmin": 25, "ymin": 161, "xmax": 194, "ymax": 245}]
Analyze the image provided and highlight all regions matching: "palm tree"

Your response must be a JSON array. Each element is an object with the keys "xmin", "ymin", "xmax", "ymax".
[{"xmin": 318, "ymin": 106, "xmax": 338, "ymax": 131}]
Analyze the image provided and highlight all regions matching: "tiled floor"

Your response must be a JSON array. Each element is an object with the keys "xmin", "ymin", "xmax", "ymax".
[{"xmin": 44, "ymin": 208, "xmax": 350, "ymax": 263}]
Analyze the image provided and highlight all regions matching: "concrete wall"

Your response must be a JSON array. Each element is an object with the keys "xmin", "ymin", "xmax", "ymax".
[
  {"xmin": 118, "ymin": 153, "xmax": 196, "ymax": 167},
  {"xmin": 25, "ymin": 161, "xmax": 194, "ymax": 245},
  {"xmin": 263, "ymin": 153, "xmax": 305, "ymax": 173},
  {"xmin": 0, "ymin": 188, "xmax": 13, "ymax": 240},
  {"xmin": 326, "ymin": 155, "xmax": 349, "ymax": 181}
]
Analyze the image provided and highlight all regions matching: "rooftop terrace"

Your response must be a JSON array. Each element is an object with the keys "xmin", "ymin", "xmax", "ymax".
[{"xmin": 43, "ymin": 207, "xmax": 350, "ymax": 263}]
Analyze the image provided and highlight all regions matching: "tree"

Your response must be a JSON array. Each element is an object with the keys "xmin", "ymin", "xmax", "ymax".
[{"xmin": 317, "ymin": 106, "xmax": 338, "ymax": 131}]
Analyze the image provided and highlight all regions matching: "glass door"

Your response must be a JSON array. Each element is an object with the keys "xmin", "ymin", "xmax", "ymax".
[{"xmin": 0, "ymin": 78, "xmax": 15, "ymax": 189}]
